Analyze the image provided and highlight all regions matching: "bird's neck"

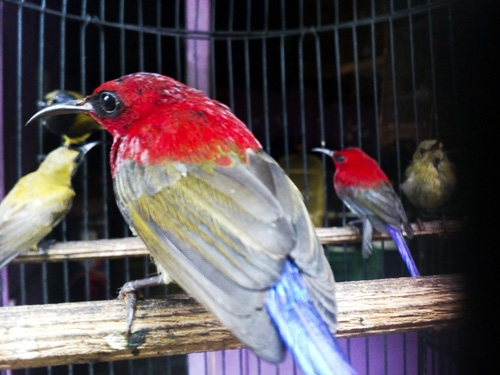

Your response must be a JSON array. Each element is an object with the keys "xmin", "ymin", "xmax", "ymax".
[
  {"xmin": 334, "ymin": 168, "xmax": 388, "ymax": 189},
  {"xmin": 110, "ymin": 106, "xmax": 261, "ymax": 175},
  {"xmin": 38, "ymin": 163, "xmax": 76, "ymax": 186}
]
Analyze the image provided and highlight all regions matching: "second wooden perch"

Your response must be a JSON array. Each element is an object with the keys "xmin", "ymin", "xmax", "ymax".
[{"xmin": 0, "ymin": 274, "xmax": 466, "ymax": 370}]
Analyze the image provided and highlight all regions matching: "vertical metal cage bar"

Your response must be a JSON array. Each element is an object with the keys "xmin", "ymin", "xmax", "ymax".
[
  {"xmin": 175, "ymin": 0, "xmax": 182, "ymax": 81},
  {"xmin": 37, "ymin": 1, "xmax": 45, "ymax": 154},
  {"xmin": 119, "ymin": 0, "xmax": 126, "ymax": 75},
  {"xmin": 352, "ymin": 0, "xmax": 363, "ymax": 148},
  {"xmin": 333, "ymin": 2, "xmax": 345, "ymax": 149},
  {"xmin": 209, "ymin": 0, "xmax": 216, "ymax": 98},
  {"xmin": 137, "ymin": 0, "xmax": 145, "ymax": 72},
  {"xmin": 37, "ymin": 2, "xmax": 49, "ymax": 314},
  {"xmin": 426, "ymin": 2, "xmax": 439, "ymax": 139},
  {"xmin": 297, "ymin": 34, "xmax": 310, "ymax": 208},
  {"xmin": 226, "ymin": 0, "xmax": 235, "ymax": 111},
  {"xmin": 261, "ymin": 0, "xmax": 270, "ymax": 153},
  {"xmin": 278, "ymin": 0, "xmax": 289, "ymax": 172},
  {"xmin": 156, "ymin": 0, "xmax": 162, "ymax": 73},
  {"xmin": 15, "ymin": 0, "xmax": 28, "ymax": 314},
  {"xmin": 387, "ymin": 0, "xmax": 402, "ymax": 186},
  {"xmin": 370, "ymin": 0, "xmax": 381, "ymax": 161},
  {"xmin": 0, "ymin": 0, "xmax": 4, "ymax": 314},
  {"xmin": 243, "ymin": 0, "xmax": 252, "ymax": 130},
  {"xmin": 446, "ymin": 4, "xmax": 459, "ymax": 138},
  {"xmin": 407, "ymin": 0, "xmax": 420, "ymax": 144},
  {"xmin": 314, "ymin": 31, "xmax": 327, "ymax": 221}
]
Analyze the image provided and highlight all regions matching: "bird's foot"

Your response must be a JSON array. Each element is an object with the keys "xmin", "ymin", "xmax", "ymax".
[
  {"xmin": 440, "ymin": 214, "xmax": 449, "ymax": 233},
  {"xmin": 416, "ymin": 217, "xmax": 425, "ymax": 232},
  {"xmin": 347, "ymin": 218, "xmax": 363, "ymax": 227},
  {"xmin": 36, "ymin": 239, "xmax": 57, "ymax": 254},
  {"xmin": 118, "ymin": 275, "xmax": 164, "ymax": 338}
]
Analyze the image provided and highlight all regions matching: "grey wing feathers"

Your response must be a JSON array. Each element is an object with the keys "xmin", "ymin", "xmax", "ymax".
[
  {"xmin": 250, "ymin": 152, "xmax": 338, "ymax": 333},
  {"xmin": 340, "ymin": 183, "xmax": 413, "ymax": 237},
  {"xmin": 116, "ymin": 149, "xmax": 338, "ymax": 363},
  {"xmin": 0, "ymin": 187, "xmax": 74, "ymax": 268}
]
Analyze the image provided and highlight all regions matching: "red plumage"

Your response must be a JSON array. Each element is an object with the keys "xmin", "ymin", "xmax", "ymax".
[
  {"xmin": 28, "ymin": 73, "xmax": 354, "ymax": 371},
  {"xmin": 315, "ymin": 146, "xmax": 419, "ymax": 276},
  {"xmin": 332, "ymin": 148, "xmax": 390, "ymax": 191},
  {"xmin": 88, "ymin": 73, "xmax": 261, "ymax": 175}
]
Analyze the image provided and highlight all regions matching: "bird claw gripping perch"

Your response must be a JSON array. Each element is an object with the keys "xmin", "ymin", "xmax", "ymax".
[{"xmin": 118, "ymin": 275, "xmax": 164, "ymax": 337}]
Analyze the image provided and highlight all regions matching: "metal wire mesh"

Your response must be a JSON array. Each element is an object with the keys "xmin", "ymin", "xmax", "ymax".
[{"xmin": 1, "ymin": 0, "xmax": 468, "ymax": 374}]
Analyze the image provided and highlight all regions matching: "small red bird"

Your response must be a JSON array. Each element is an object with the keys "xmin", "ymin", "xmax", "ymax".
[
  {"xmin": 314, "ymin": 147, "xmax": 419, "ymax": 277},
  {"xmin": 28, "ymin": 72, "xmax": 355, "ymax": 375}
]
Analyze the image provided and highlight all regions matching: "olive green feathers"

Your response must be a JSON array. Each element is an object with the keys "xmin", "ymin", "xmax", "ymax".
[
  {"xmin": 402, "ymin": 140, "xmax": 456, "ymax": 209},
  {"xmin": 0, "ymin": 143, "xmax": 98, "ymax": 268}
]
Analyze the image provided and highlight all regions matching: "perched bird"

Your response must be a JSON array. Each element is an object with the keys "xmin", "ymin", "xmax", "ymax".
[
  {"xmin": 38, "ymin": 90, "xmax": 103, "ymax": 146},
  {"xmin": 27, "ymin": 72, "xmax": 355, "ymax": 375},
  {"xmin": 0, "ymin": 142, "xmax": 99, "ymax": 269},
  {"xmin": 402, "ymin": 139, "xmax": 456, "ymax": 210},
  {"xmin": 314, "ymin": 147, "xmax": 419, "ymax": 277}
]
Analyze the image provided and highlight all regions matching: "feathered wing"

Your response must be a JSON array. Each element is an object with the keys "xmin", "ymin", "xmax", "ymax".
[
  {"xmin": 0, "ymin": 175, "xmax": 75, "ymax": 268},
  {"xmin": 114, "ymin": 149, "xmax": 339, "ymax": 364},
  {"xmin": 337, "ymin": 183, "xmax": 412, "ymax": 236},
  {"xmin": 337, "ymin": 183, "xmax": 418, "ymax": 276}
]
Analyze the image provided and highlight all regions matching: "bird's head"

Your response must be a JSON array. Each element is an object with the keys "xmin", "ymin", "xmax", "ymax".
[
  {"xmin": 313, "ymin": 147, "xmax": 367, "ymax": 169},
  {"xmin": 29, "ymin": 73, "xmax": 201, "ymax": 138},
  {"xmin": 28, "ymin": 73, "xmax": 261, "ymax": 169},
  {"xmin": 413, "ymin": 140, "xmax": 446, "ymax": 163},
  {"xmin": 313, "ymin": 147, "xmax": 389, "ymax": 187}
]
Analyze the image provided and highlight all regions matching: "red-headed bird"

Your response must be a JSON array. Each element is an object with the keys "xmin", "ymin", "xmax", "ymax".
[
  {"xmin": 314, "ymin": 147, "xmax": 419, "ymax": 277},
  {"xmin": 28, "ymin": 72, "xmax": 355, "ymax": 375}
]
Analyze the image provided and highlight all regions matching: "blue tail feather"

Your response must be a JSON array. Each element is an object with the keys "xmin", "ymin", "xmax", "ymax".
[
  {"xmin": 265, "ymin": 260, "xmax": 356, "ymax": 375},
  {"xmin": 386, "ymin": 226, "xmax": 420, "ymax": 277}
]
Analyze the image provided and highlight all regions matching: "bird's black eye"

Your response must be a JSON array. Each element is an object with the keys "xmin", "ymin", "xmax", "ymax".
[
  {"xmin": 91, "ymin": 91, "xmax": 123, "ymax": 118},
  {"xmin": 420, "ymin": 147, "xmax": 428, "ymax": 155},
  {"xmin": 100, "ymin": 92, "xmax": 119, "ymax": 113},
  {"xmin": 333, "ymin": 154, "xmax": 345, "ymax": 163}
]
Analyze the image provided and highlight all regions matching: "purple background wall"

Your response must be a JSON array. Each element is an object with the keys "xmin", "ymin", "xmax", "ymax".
[{"xmin": 188, "ymin": 332, "xmax": 419, "ymax": 375}]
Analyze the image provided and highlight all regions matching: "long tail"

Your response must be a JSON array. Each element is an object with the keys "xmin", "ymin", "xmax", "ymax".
[
  {"xmin": 265, "ymin": 260, "xmax": 356, "ymax": 375},
  {"xmin": 386, "ymin": 226, "xmax": 420, "ymax": 277}
]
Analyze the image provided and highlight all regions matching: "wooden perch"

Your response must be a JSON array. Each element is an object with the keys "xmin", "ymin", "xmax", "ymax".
[
  {"xmin": 12, "ymin": 219, "xmax": 466, "ymax": 264},
  {"xmin": 0, "ymin": 274, "xmax": 466, "ymax": 369}
]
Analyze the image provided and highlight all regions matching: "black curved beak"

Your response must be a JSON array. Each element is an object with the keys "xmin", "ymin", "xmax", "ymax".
[
  {"xmin": 26, "ymin": 98, "xmax": 94, "ymax": 126},
  {"xmin": 74, "ymin": 141, "xmax": 101, "ymax": 155},
  {"xmin": 312, "ymin": 147, "xmax": 334, "ymax": 158},
  {"xmin": 429, "ymin": 140, "xmax": 441, "ymax": 152}
]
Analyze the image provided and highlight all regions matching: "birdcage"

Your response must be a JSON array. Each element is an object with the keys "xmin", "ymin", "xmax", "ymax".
[{"xmin": 0, "ymin": 0, "xmax": 478, "ymax": 374}]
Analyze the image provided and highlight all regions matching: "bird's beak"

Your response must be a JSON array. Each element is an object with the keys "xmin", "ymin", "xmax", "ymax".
[
  {"xmin": 26, "ymin": 98, "xmax": 94, "ymax": 126},
  {"xmin": 429, "ymin": 140, "xmax": 441, "ymax": 152},
  {"xmin": 68, "ymin": 141, "xmax": 101, "ymax": 169},
  {"xmin": 76, "ymin": 141, "xmax": 101, "ymax": 155},
  {"xmin": 312, "ymin": 148, "xmax": 334, "ymax": 158}
]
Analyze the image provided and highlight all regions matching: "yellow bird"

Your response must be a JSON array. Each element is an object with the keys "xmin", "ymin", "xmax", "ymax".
[
  {"xmin": 0, "ymin": 143, "xmax": 98, "ymax": 268},
  {"xmin": 39, "ymin": 90, "xmax": 103, "ymax": 146},
  {"xmin": 402, "ymin": 139, "xmax": 456, "ymax": 209}
]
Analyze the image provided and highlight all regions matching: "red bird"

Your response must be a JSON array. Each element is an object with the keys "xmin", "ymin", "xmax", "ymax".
[
  {"xmin": 28, "ymin": 72, "xmax": 355, "ymax": 375},
  {"xmin": 314, "ymin": 147, "xmax": 419, "ymax": 277}
]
